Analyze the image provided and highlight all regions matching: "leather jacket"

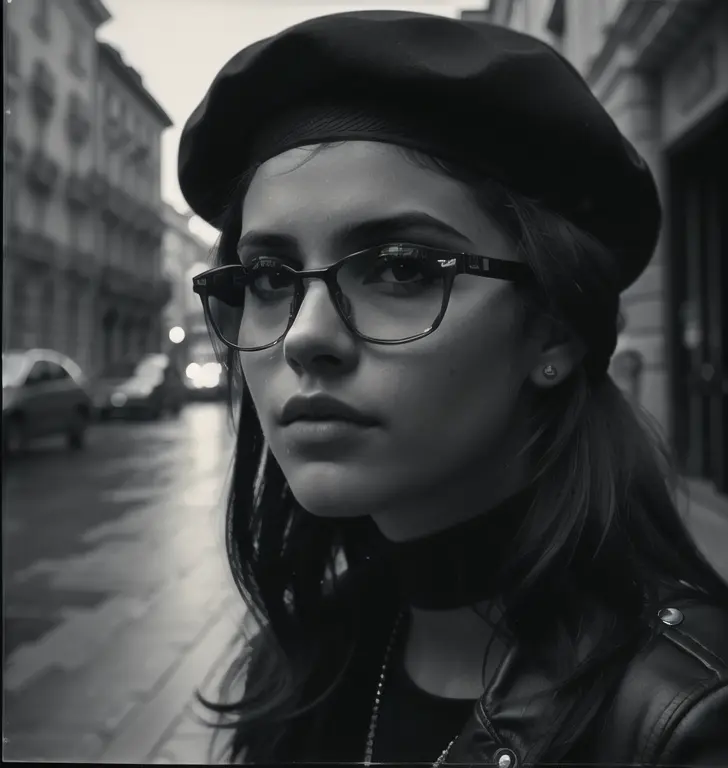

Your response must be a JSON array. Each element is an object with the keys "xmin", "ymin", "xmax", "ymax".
[
  {"xmin": 448, "ymin": 592, "xmax": 728, "ymax": 766},
  {"xmin": 238, "ymin": 590, "xmax": 728, "ymax": 766}
]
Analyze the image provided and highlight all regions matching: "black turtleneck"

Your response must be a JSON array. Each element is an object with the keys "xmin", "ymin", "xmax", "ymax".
[
  {"xmin": 289, "ymin": 485, "xmax": 538, "ymax": 763},
  {"xmin": 377, "ymin": 482, "xmax": 536, "ymax": 610}
]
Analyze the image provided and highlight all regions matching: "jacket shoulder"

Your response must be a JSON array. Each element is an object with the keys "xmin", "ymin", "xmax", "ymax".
[{"xmin": 591, "ymin": 594, "xmax": 728, "ymax": 765}]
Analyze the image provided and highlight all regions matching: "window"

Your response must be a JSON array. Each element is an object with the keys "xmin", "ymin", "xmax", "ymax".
[
  {"xmin": 46, "ymin": 362, "xmax": 70, "ymax": 381},
  {"xmin": 546, "ymin": 0, "xmax": 566, "ymax": 42},
  {"xmin": 32, "ymin": 0, "xmax": 51, "ymax": 40},
  {"xmin": 68, "ymin": 23, "xmax": 86, "ymax": 77},
  {"xmin": 7, "ymin": 30, "xmax": 20, "ymax": 76},
  {"xmin": 26, "ymin": 360, "xmax": 52, "ymax": 385}
]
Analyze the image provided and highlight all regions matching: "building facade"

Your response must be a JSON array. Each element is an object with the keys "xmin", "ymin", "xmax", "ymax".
[
  {"xmin": 3, "ymin": 0, "xmax": 172, "ymax": 377},
  {"xmin": 161, "ymin": 203, "xmax": 211, "ymax": 362},
  {"xmin": 476, "ymin": 0, "xmax": 728, "ymax": 495},
  {"xmin": 94, "ymin": 41, "xmax": 172, "ymax": 372}
]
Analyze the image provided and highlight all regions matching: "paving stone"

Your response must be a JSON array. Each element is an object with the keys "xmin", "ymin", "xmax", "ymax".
[
  {"xmin": 3, "ymin": 730, "xmax": 107, "ymax": 762},
  {"xmin": 5, "ymin": 666, "xmax": 139, "ymax": 734},
  {"xmin": 151, "ymin": 733, "xmax": 218, "ymax": 764},
  {"xmin": 100, "ymin": 597, "xmax": 239, "ymax": 762},
  {"xmin": 75, "ymin": 634, "xmax": 190, "ymax": 698},
  {"xmin": 5, "ymin": 594, "xmax": 154, "ymax": 691}
]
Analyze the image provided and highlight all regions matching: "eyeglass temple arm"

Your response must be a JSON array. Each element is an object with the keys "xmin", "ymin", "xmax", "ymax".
[{"xmin": 457, "ymin": 254, "xmax": 532, "ymax": 283}]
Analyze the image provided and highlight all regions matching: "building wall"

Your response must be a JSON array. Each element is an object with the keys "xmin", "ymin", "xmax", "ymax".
[
  {"xmin": 480, "ymin": 0, "xmax": 727, "ymax": 450},
  {"xmin": 94, "ymin": 44, "xmax": 171, "ymax": 372},
  {"xmin": 3, "ymin": 0, "xmax": 173, "ymax": 378},
  {"xmin": 161, "ymin": 204, "xmax": 210, "ymax": 338},
  {"xmin": 4, "ymin": 0, "xmax": 102, "ymax": 365}
]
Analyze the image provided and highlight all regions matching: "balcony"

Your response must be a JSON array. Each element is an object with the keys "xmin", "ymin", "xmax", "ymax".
[
  {"xmin": 6, "ymin": 223, "xmax": 60, "ymax": 268},
  {"xmin": 104, "ymin": 117, "xmax": 133, "ymax": 152},
  {"xmin": 65, "ymin": 172, "xmax": 95, "ymax": 210},
  {"xmin": 98, "ymin": 266, "xmax": 171, "ymax": 307},
  {"xmin": 65, "ymin": 246, "xmax": 99, "ymax": 281},
  {"xmin": 26, "ymin": 149, "xmax": 60, "ymax": 195},
  {"xmin": 66, "ymin": 97, "xmax": 92, "ymax": 147},
  {"xmin": 100, "ymin": 264, "xmax": 137, "ymax": 297},
  {"xmin": 128, "ymin": 139, "xmax": 151, "ymax": 165},
  {"xmin": 134, "ymin": 276, "xmax": 172, "ymax": 307}
]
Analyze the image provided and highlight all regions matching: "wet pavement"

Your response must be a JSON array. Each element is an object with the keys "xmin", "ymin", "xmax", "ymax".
[
  {"xmin": 2, "ymin": 401, "xmax": 728, "ymax": 763},
  {"xmin": 3, "ymin": 402, "xmax": 244, "ymax": 762}
]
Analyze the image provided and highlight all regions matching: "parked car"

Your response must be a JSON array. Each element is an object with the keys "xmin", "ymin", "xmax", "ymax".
[
  {"xmin": 2, "ymin": 349, "xmax": 93, "ymax": 454},
  {"xmin": 93, "ymin": 354, "xmax": 187, "ymax": 421}
]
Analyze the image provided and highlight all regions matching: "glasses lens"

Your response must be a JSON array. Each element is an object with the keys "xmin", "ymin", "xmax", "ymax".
[
  {"xmin": 336, "ymin": 245, "xmax": 447, "ymax": 341},
  {"xmin": 207, "ymin": 264, "xmax": 296, "ymax": 349}
]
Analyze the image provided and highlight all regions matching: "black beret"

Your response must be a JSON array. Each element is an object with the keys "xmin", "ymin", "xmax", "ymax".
[{"xmin": 178, "ymin": 11, "xmax": 661, "ymax": 291}]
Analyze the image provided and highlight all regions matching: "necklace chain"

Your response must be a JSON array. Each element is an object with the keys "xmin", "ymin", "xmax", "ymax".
[{"xmin": 363, "ymin": 609, "xmax": 459, "ymax": 767}]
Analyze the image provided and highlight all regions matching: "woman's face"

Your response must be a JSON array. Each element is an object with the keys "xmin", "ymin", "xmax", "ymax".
[{"xmin": 239, "ymin": 141, "xmax": 544, "ymax": 536}]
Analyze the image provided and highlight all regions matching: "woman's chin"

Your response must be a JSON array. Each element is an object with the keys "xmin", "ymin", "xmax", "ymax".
[{"xmin": 285, "ymin": 465, "xmax": 381, "ymax": 518}]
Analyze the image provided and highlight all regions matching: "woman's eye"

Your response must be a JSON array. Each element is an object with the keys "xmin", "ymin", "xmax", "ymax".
[
  {"xmin": 377, "ymin": 259, "xmax": 428, "ymax": 283},
  {"xmin": 248, "ymin": 262, "xmax": 295, "ymax": 299},
  {"xmin": 362, "ymin": 247, "xmax": 440, "ymax": 288}
]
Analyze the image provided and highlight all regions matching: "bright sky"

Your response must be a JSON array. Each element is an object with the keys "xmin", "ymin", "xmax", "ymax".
[{"xmin": 96, "ymin": 0, "xmax": 486, "ymax": 244}]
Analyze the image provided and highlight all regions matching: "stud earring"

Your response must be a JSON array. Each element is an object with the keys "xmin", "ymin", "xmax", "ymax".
[{"xmin": 543, "ymin": 364, "xmax": 558, "ymax": 380}]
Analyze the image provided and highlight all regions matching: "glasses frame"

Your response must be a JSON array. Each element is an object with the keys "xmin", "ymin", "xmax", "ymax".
[{"xmin": 192, "ymin": 243, "xmax": 533, "ymax": 352}]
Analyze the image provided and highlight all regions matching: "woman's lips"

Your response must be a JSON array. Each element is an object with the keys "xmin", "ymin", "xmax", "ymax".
[
  {"xmin": 280, "ymin": 418, "xmax": 379, "ymax": 450},
  {"xmin": 279, "ymin": 393, "xmax": 380, "ymax": 427}
]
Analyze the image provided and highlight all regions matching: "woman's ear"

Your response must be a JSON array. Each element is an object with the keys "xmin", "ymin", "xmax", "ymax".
[{"xmin": 524, "ymin": 314, "xmax": 586, "ymax": 389}]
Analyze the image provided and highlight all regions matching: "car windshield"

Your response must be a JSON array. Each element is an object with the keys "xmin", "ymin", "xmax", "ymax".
[
  {"xmin": 2, "ymin": 353, "xmax": 27, "ymax": 387},
  {"xmin": 99, "ymin": 356, "xmax": 168, "ymax": 382}
]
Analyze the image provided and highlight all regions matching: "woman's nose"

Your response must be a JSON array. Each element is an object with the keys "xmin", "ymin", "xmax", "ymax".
[{"xmin": 282, "ymin": 281, "xmax": 358, "ymax": 375}]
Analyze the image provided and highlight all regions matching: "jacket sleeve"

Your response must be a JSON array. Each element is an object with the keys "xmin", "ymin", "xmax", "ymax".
[{"xmin": 657, "ymin": 682, "xmax": 728, "ymax": 766}]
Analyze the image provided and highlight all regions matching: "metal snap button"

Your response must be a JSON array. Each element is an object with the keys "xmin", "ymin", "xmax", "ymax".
[
  {"xmin": 658, "ymin": 607, "xmax": 684, "ymax": 626},
  {"xmin": 494, "ymin": 747, "xmax": 518, "ymax": 768}
]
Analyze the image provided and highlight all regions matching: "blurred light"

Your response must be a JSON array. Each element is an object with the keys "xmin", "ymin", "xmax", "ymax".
[
  {"xmin": 169, "ymin": 326, "xmax": 186, "ymax": 344},
  {"xmin": 110, "ymin": 392, "xmax": 127, "ymax": 407},
  {"xmin": 187, "ymin": 361, "xmax": 222, "ymax": 389}
]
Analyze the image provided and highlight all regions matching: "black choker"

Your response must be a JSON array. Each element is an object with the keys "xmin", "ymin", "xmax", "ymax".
[{"xmin": 375, "ymin": 485, "xmax": 536, "ymax": 610}]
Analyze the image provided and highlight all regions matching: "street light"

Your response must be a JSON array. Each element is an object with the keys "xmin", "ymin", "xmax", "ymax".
[{"xmin": 169, "ymin": 326, "xmax": 186, "ymax": 344}]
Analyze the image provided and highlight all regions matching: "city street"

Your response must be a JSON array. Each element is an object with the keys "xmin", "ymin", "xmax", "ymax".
[
  {"xmin": 3, "ymin": 402, "xmax": 244, "ymax": 763},
  {"xmin": 2, "ymin": 401, "xmax": 728, "ymax": 763}
]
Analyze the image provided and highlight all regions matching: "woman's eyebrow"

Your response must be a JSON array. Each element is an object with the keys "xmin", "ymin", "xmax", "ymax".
[{"xmin": 236, "ymin": 212, "xmax": 474, "ymax": 257}]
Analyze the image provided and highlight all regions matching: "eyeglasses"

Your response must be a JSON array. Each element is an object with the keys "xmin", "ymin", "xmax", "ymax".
[{"xmin": 192, "ymin": 243, "xmax": 533, "ymax": 351}]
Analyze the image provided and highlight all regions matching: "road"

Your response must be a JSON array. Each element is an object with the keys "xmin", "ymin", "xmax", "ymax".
[{"xmin": 2, "ymin": 402, "xmax": 727, "ymax": 762}]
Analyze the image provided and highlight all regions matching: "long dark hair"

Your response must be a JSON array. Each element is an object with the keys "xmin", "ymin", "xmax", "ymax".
[{"xmin": 197, "ymin": 143, "xmax": 728, "ymax": 763}]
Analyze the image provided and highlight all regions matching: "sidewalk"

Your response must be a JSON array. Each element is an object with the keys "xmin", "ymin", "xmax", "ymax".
[
  {"xmin": 5, "ymin": 478, "xmax": 725, "ymax": 765},
  {"xmin": 100, "ymin": 590, "xmax": 244, "ymax": 765}
]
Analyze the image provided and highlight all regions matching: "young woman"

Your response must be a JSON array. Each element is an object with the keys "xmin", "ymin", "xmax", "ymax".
[{"xmin": 179, "ymin": 11, "xmax": 728, "ymax": 766}]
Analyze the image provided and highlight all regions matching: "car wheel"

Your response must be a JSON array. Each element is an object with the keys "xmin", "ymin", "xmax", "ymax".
[
  {"xmin": 3, "ymin": 416, "xmax": 27, "ymax": 456},
  {"xmin": 67, "ymin": 408, "xmax": 89, "ymax": 451}
]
